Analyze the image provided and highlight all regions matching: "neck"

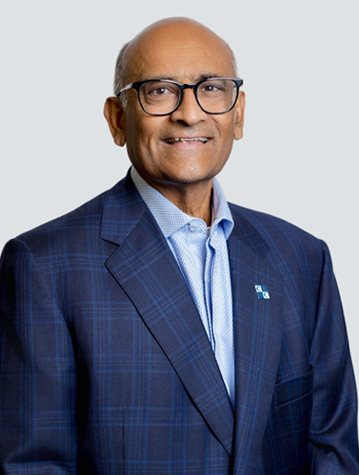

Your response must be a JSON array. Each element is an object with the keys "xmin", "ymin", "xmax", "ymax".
[{"xmin": 143, "ymin": 177, "xmax": 214, "ymax": 226}]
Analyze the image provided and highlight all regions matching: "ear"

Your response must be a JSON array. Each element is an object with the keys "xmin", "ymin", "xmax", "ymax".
[
  {"xmin": 233, "ymin": 91, "xmax": 246, "ymax": 141},
  {"xmin": 103, "ymin": 97, "xmax": 126, "ymax": 147}
]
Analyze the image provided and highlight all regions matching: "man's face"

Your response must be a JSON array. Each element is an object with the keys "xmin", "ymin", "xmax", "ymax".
[{"xmin": 107, "ymin": 21, "xmax": 245, "ymax": 191}]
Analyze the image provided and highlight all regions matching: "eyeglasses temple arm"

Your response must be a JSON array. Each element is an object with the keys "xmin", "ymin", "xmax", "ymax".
[{"xmin": 116, "ymin": 83, "xmax": 134, "ymax": 97}]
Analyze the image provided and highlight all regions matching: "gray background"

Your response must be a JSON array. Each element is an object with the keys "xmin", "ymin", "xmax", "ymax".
[{"xmin": 1, "ymin": 1, "xmax": 358, "ymax": 402}]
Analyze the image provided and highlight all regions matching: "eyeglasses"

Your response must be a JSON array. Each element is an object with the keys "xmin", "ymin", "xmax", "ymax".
[{"xmin": 116, "ymin": 77, "xmax": 243, "ymax": 116}]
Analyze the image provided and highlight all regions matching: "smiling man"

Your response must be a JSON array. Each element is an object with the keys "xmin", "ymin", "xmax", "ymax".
[
  {"xmin": 104, "ymin": 19, "xmax": 245, "ymax": 226},
  {"xmin": 0, "ymin": 17, "xmax": 358, "ymax": 475}
]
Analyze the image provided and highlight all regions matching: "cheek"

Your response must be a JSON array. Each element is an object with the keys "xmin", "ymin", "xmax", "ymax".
[
  {"xmin": 125, "ymin": 123, "xmax": 162, "ymax": 173},
  {"xmin": 125, "ymin": 119, "xmax": 148, "ymax": 153},
  {"xmin": 129, "ymin": 115, "xmax": 160, "ymax": 146},
  {"xmin": 218, "ymin": 119, "xmax": 235, "ymax": 150}
]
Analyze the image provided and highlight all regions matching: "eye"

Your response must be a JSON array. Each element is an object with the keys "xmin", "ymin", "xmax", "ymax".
[
  {"xmin": 199, "ymin": 81, "xmax": 227, "ymax": 95},
  {"xmin": 148, "ymin": 86, "xmax": 170, "ymax": 96},
  {"xmin": 143, "ymin": 82, "xmax": 178, "ymax": 97},
  {"xmin": 201, "ymin": 84, "xmax": 221, "ymax": 93}
]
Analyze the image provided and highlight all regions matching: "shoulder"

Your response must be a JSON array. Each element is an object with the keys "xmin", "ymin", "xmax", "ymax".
[
  {"xmin": 228, "ymin": 202, "xmax": 328, "ymax": 276},
  {"xmin": 1, "ymin": 176, "xmax": 133, "ymax": 264},
  {"xmin": 13, "ymin": 189, "xmax": 108, "ymax": 253},
  {"xmin": 229, "ymin": 202, "xmax": 324, "ymax": 249}
]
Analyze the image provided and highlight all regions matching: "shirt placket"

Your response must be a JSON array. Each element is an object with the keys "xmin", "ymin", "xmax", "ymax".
[{"xmin": 204, "ymin": 237, "xmax": 216, "ymax": 351}]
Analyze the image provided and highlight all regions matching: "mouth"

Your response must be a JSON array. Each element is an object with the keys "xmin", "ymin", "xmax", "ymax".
[{"xmin": 164, "ymin": 137, "xmax": 211, "ymax": 145}]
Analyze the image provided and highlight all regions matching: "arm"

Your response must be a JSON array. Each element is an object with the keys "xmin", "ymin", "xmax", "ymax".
[
  {"xmin": 0, "ymin": 238, "xmax": 78, "ymax": 474},
  {"xmin": 305, "ymin": 241, "xmax": 359, "ymax": 473}
]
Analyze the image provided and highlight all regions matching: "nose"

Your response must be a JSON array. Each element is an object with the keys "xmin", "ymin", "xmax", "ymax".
[{"xmin": 170, "ymin": 88, "xmax": 207, "ymax": 126}]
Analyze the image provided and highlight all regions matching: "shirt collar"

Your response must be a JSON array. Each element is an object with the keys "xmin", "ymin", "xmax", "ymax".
[{"xmin": 131, "ymin": 167, "xmax": 234, "ymax": 240}]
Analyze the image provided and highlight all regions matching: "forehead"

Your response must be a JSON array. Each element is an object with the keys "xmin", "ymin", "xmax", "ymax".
[{"xmin": 127, "ymin": 22, "xmax": 235, "ymax": 82}]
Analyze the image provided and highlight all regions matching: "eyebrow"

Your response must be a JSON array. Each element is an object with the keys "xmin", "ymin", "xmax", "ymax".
[{"xmin": 140, "ymin": 73, "xmax": 223, "ymax": 83}]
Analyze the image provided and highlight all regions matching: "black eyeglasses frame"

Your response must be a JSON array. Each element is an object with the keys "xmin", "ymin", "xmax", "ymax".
[{"xmin": 116, "ymin": 77, "xmax": 244, "ymax": 116}]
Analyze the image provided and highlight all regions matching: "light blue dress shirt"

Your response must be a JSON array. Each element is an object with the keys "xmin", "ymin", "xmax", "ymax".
[{"xmin": 131, "ymin": 167, "xmax": 235, "ymax": 403}]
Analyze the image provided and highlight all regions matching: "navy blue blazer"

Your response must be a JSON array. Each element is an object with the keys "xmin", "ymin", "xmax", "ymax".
[{"xmin": 0, "ymin": 171, "xmax": 358, "ymax": 474}]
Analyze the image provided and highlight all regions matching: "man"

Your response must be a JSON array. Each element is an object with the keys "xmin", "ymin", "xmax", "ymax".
[{"xmin": 0, "ymin": 17, "xmax": 358, "ymax": 474}]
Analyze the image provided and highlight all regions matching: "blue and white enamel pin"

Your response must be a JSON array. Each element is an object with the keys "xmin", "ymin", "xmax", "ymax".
[{"xmin": 255, "ymin": 285, "xmax": 270, "ymax": 299}]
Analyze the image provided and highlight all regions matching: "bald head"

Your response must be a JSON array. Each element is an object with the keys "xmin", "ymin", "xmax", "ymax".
[{"xmin": 113, "ymin": 17, "xmax": 237, "ymax": 96}]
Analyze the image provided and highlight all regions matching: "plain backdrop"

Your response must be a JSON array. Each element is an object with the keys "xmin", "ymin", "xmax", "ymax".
[{"xmin": 1, "ymin": 1, "xmax": 358, "ymax": 402}]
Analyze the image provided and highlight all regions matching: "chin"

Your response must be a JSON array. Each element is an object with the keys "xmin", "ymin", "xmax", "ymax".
[{"xmin": 161, "ymin": 170, "xmax": 218, "ymax": 186}]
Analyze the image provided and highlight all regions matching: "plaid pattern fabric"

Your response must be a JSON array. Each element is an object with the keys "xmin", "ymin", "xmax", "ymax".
[{"xmin": 0, "ymin": 170, "xmax": 358, "ymax": 474}]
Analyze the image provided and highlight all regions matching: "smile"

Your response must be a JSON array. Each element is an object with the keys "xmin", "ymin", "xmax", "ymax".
[{"xmin": 164, "ymin": 137, "xmax": 211, "ymax": 144}]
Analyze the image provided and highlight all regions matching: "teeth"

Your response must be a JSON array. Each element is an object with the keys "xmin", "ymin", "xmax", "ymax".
[{"xmin": 166, "ymin": 137, "xmax": 208, "ymax": 144}]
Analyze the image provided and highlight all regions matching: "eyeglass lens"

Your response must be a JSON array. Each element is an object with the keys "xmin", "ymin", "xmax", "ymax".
[{"xmin": 139, "ymin": 79, "xmax": 238, "ymax": 115}]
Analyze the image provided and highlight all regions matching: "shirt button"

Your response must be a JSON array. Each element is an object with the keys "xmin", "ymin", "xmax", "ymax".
[
  {"xmin": 205, "ymin": 275, "xmax": 211, "ymax": 283},
  {"xmin": 189, "ymin": 222, "xmax": 198, "ymax": 232}
]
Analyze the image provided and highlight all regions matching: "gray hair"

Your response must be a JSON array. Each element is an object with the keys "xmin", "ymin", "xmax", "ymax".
[{"xmin": 113, "ymin": 42, "xmax": 131, "ymax": 107}]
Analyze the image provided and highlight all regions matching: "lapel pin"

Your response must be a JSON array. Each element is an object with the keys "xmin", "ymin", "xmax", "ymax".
[{"xmin": 255, "ymin": 285, "xmax": 270, "ymax": 299}]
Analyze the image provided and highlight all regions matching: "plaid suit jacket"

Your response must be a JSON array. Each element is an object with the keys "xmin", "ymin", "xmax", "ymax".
[{"xmin": 0, "ymin": 171, "xmax": 358, "ymax": 474}]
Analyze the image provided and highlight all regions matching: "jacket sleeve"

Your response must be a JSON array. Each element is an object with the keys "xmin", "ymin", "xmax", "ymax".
[
  {"xmin": 0, "ymin": 238, "xmax": 78, "ymax": 474},
  {"xmin": 305, "ymin": 241, "xmax": 359, "ymax": 474}
]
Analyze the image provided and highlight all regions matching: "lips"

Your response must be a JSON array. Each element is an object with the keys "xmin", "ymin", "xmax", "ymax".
[{"xmin": 164, "ymin": 137, "xmax": 211, "ymax": 144}]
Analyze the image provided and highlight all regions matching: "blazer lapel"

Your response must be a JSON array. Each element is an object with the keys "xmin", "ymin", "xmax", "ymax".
[
  {"xmin": 101, "ymin": 175, "xmax": 234, "ymax": 455},
  {"xmin": 228, "ymin": 207, "xmax": 283, "ymax": 475}
]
